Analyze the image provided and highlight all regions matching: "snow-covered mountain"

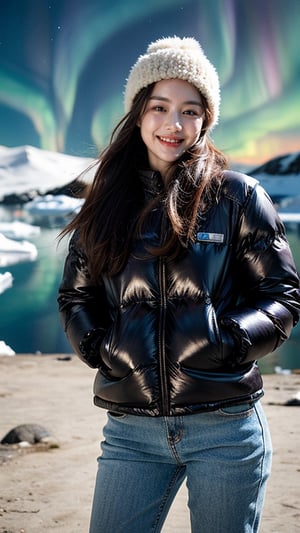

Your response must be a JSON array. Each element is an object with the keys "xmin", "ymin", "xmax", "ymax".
[
  {"xmin": 0, "ymin": 145, "xmax": 95, "ymax": 203},
  {"xmin": 252, "ymin": 151, "xmax": 300, "ymax": 175},
  {"xmin": 251, "ymin": 151, "xmax": 300, "ymax": 202}
]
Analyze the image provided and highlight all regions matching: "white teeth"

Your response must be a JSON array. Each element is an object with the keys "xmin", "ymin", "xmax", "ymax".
[{"xmin": 160, "ymin": 137, "xmax": 181, "ymax": 143}]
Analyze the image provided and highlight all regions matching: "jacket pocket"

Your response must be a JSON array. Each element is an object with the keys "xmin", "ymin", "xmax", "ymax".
[
  {"xmin": 196, "ymin": 299, "xmax": 236, "ymax": 369},
  {"xmin": 99, "ymin": 312, "xmax": 123, "ymax": 376},
  {"xmin": 180, "ymin": 366, "xmax": 248, "ymax": 382}
]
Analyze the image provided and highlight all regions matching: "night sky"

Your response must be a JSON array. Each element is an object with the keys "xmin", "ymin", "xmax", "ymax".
[{"xmin": 0, "ymin": 0, "xmax": 299, "ymax": 167}]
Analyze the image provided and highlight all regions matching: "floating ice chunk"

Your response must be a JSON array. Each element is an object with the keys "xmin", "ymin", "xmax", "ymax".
[
  {"xmin": 0, "ymin": 233, "xmax": 38, "ymax": 266},
  {"xmin": 0, "ymin": 220, "xmax": 40, "ymax": 240},
  {"xmin": 0, "ymin": 340, "xmax": 16, "ymax": 356},
  {"xmin": 0, "ymin": 272, "xmax": 13, "ymax": 294}
]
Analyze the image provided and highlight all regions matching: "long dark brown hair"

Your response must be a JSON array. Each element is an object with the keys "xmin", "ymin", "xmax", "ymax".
[{"xmin": 60, "ymin": 83, "xmax": 228, "ymax": 280}]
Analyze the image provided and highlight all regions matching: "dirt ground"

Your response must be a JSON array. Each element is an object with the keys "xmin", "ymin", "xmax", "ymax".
[{"xmin": 0, "ymin": 354, "xmax": 299, "ymax": 532}]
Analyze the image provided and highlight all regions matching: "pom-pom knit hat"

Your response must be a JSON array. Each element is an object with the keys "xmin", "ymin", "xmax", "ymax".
[{"xmin": 124, "ymin": 36, "xmax": 220, "ymax": 128}]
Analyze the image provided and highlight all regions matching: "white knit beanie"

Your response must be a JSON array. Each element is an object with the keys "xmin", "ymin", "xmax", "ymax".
[{"xmin": 124, "ymin": 36, "xmax": 220, "ymax": 128}]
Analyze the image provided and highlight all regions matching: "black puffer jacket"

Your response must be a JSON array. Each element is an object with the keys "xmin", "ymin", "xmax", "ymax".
[{"xmin": 58, "ymin": 170, "xmax": 300, "ymax": 416}]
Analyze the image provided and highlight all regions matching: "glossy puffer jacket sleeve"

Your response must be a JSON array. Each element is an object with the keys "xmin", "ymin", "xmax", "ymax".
[
  {"xmin": 220, "ymin": 180, "xmax": 300, "ymax": 366},
  {"xmin": 57, "ymin": 233, "xmax": 110, "ymax": 368}
]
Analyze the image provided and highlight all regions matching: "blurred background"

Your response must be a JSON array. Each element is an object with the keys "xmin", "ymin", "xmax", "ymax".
[{"xmin": 0, "ymin": 0, "xmax": 299, "ymax": 372}]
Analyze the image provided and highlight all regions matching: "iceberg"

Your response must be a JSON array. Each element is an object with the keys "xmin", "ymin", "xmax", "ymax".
[
  {"xmin": 0, "ymin": 340, "xmax": 16, "ymax": 356},
  {"xmin": 0, "ymin": 271, "xmax": 13, "ymax": 294},
  {"xmin": 0, "ymin": 233, "xmax": 38, "ymax": 267},
  {"xmin": 0, "ymin": 220, "xmax": 40, "ymax": 240},
  {"xmin": 24, "ymin": 194, "xmax": 84, "ymax": 227}
]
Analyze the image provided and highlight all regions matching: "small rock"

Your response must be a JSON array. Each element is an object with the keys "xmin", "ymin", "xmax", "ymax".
[
  {"xmin": 1, "ymin": 423, "xmax": 58, "ymax": 446},
  {"xmin": 284, "ymin": 391, "xmax": 300, "ymax": 406}
]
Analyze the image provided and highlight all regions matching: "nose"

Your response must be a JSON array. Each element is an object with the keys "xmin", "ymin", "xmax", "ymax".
[
  {"xmin": 166, "ymin": 113, "xmax": 183, "ymax": 132},
  {"xmin": 174, "ymin": 121, "xmax": 183, "ymax": 131}
]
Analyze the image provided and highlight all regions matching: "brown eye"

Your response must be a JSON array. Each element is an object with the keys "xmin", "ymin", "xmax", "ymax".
[{"xmin": 183, "ymin": 109, "xmax": 198, "ymax": 116}]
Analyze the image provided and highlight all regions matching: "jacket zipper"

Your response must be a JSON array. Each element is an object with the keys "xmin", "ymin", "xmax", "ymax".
[{"xmin": 158, "ymin": 255, "xmax": 169, "ymax": 415}]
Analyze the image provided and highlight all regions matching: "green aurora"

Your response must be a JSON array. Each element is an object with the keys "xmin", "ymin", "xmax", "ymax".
[{"xmin": 0, "ymin": 0, "xmax": 299, "ymax": 167}]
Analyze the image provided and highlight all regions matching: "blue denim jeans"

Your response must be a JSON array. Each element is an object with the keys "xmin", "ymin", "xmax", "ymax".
[{"xmin": 89, "ymin": 401, "xmax": 272, "ymax": 533}]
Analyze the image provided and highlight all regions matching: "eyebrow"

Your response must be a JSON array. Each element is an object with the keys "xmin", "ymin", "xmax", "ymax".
[{"xmin": 149, "ymin": 96, "xmax": 203, "ymax": 107}]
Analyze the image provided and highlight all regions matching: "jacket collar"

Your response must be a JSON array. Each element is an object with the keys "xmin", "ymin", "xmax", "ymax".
[{"xmin": 139, "ymin": 169, "xmax": 164, "ymax": 200}]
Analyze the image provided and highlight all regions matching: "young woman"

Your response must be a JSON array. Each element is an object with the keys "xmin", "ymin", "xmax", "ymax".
[{"xmin": 58, "ymin": 37, "xmax": 300, "ymax": 532}]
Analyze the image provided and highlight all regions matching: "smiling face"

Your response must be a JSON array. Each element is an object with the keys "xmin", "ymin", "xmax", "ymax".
[{"xmin": 138, "ymin": 78, "xmax": 205, "ymax": 180}]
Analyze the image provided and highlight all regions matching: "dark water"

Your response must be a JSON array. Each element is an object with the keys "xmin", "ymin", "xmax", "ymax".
[
  {"xmin": 0, "ymin": 218, "xmax": 71, "ymax": 354},
  {"xmin": 1, "ymin": 207, "xmax": 300, "ymax": 373}
]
